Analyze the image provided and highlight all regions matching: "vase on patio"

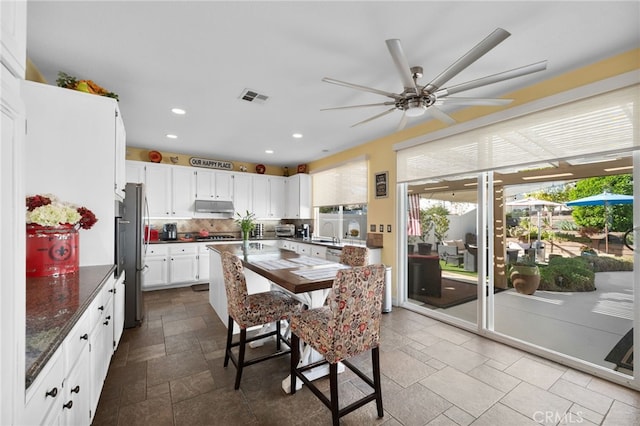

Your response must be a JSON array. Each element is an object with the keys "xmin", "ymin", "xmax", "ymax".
[{"xmin": 509, "ymin": 263, "xmax": 540, "ymax": 295}]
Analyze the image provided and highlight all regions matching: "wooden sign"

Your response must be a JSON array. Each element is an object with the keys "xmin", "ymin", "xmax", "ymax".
[{"xmin": 189, "ymin": 157, "xmax": 234, "ymax": 170}]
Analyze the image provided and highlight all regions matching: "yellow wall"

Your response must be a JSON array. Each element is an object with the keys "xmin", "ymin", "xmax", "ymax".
[{"xmin": 307, "ymin": 48, "xmax": 640, "ymax": 298}]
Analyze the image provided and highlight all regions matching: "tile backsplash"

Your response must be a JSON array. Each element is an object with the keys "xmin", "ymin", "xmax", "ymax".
[{"xmin": 147, "ymin": 219, "xmax": 313, "ymax": 239}]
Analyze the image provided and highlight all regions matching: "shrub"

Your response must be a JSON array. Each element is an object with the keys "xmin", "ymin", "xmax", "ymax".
[
  {"xmin": 538, "ymin": 257, "xmax": 595, "ymax": 292},
  {"xmin": 587, "ymin": 256, "xmax": 634, "ymax": 272}
]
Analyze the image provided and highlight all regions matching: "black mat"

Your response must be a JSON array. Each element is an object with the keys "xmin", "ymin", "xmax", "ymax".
[
  {"xmin": 421, "ymin": 278, "xmax": 503, "ymax": 309},
  {"xmin": 191, "ymin": 283, "xmax": 209, "ymax": 292},
  {"xmin": 605, "ymin": 328, "xmax": 633, "ymax": 372}
]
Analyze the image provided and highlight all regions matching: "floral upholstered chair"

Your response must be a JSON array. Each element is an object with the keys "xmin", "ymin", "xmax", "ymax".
[
  {"xmin": 339, "ymin": 245, "xmax": 369, "ymax": 266},
  {"xmin": 289, "ymin": 264, "xmax": 386, "ymax": 426},
  {"xmin": 221, "ymin": 251, "xmax": 302, "ymax": 390}
]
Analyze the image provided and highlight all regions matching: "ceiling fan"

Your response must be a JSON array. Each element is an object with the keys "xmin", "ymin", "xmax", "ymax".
[{"xmin": 321, "ymin": 28, "xmax": 547, "ymax": 130}]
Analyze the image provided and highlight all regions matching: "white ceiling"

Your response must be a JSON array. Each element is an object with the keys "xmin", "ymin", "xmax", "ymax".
[{"xmin": 26, "ymin": 1, "xmax": 640, "ymax": 167}]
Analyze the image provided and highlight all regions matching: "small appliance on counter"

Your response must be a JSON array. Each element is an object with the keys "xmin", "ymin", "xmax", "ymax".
[
  {"xmin": 275, "ymin": 224, "xmax": 295, "ymax": 237},
  {"xmin": 144, "ymin": 225, "xmax": 159, "ymax": 242},
  {"xmin": 251, "ymin": 223, "xmax": 265, "ymax": 239},
  {"xmin": 162, "ymin": 223, "xmax": 178, "ymax": 240}
]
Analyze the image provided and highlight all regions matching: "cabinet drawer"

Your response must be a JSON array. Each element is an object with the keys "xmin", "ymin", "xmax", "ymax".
[
  {"xmin": 170, "ymin": 245, "xmax": 198, "ymax": 256},
  {"xmin": 89, "ymin": 279, "xmax": 114, "ymax": 329},
  {"xmin": 147, "ymin": 245, "xmax": 169, "ymax": 256},
  {"xmin": 24, "ymin": 347, "xmax": 64, "ymax": 426},
  {"xmin": 65, "ymin": 309, "xmax": 90, "ymax": 370}
]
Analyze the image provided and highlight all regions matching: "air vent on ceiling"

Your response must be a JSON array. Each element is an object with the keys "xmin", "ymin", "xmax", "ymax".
[{"xmin": 239, "ymin": 88, "xmax": 269, "ymax": 105}]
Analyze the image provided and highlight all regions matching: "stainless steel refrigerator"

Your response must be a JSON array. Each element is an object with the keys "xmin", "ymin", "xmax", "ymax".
[{"xmin": 122, "ymin": 182, "xmax": 148, "ymax": 328}]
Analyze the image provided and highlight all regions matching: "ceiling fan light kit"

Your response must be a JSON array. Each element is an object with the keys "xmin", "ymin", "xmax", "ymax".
[{"xmin": 322, "ymin": 27, "xmax": 547, "ymax": 130}]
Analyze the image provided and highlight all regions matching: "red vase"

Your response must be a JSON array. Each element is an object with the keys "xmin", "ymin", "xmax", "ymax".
[{"xmin": 26, "ymin": 224, "xmax": 79, "ymax": 277}]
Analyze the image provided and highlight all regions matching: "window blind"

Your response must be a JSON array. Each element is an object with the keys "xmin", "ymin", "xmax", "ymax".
[
  {"xmin": 312, "ymin": 157, "xmax": 368, "ymax": 206},
  {"xmin": 396, "ymin": 83, "xmax": 639, "ymax": 183}
]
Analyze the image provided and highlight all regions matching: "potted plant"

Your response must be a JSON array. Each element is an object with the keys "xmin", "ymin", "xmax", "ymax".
[
  {"xmin": 508, "ymin": 258, "xmax": 540, "ymax": 295},
  {"xmin": 235, "ymin": 210, "xmax": 256, "ymax": 241},
  {"xmin": 418, "ymin": 208, "xmax": 434, "ymax": 254}
]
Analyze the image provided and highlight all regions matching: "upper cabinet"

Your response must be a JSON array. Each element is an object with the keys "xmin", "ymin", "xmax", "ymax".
[
  {"xmin": 1, "ymin": 0, "xmax": 26, "ymax": 78},
  {"xmin": 113, "ymin": 111, "xmax": 126, "ymax": 200},
  {"xmin": 232, "ymin": 173, "xmax": 252, "ymax": 216},
  {"xmin": 252, "ymin": 175, "xmax": 285, "ymax": 219},
  {"xmin": 22, "ymin": 81, "xmax": 122, "ymax": 266},
  {"xmin": 195, "ymin": 169, "xmax": 233, "ymax": 201},
  {"xmin": 144, "ymin": 163, "xmax": 195, "ymax": 218},
  {"xmin": 285, "ymin": 173, "xmax": 312, "ymax": 219}
]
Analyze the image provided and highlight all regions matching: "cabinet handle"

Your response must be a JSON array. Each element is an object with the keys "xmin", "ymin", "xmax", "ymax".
[
  {"xmin": 104, "ymin": 320, "xmax": 110, "ymax": 326},
  {"xmin": 45, "ymin": 387, "xmax": 58, "ymax": 398},
  {"xmin": 71, "ymin": 385, "xmax": 80, "ymax": 394},
  {"xmin": 109, "ymin": 288, "xmax": 115, "ymax": 293},
  {"xmin": 63, "ymin": 400, "xmax": 73, "ymax": 410},
  {"xmin": 80, "ymin": 333, "xmax": 88, "ymax": 341},
  {"xmin": 106, "ymin": 315, "xmax": 111, "ymax": 320},
  {"xmin": 98, "ymin": 305, "xmax": 104, "ymax": 311}
]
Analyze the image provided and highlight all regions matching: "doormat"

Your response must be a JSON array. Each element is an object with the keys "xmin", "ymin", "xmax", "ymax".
[
  {"xmin": 605, "ymin": 328, "xmax": 633, "ymax": 372},
  {"xmin": 420, "ymin": 278, "xmax": 503, "ymax": 309},
  {"xmin": 191, "ymin": 283, "xmax": 209, "ymax": 292}
]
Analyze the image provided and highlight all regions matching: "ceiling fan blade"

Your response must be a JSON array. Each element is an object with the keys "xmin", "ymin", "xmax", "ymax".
[
  {"xmin": 322, "ymin": 77, "xmax": 401, "ymax": 99},
  {"xmin": 320, "ymin": 101, "xmax": 396, "ymax": 111},
  {"xmin": 350, "ymin": 107, "xmax": 397, "ymax": 128},
  {"xmin": 423, "ymin": 28, "xmax": 511, "ymax": 93},
  {"xmin": 428, "ymin": 106, "xmax": 457, "ymax": 125},
  {"xmin": 436, "ymin": 97, "xmax": 513, "ymax": 106},
  {"xmin": 435, "ymin": 60, "xmax": 548, "ymax": 97},
  {"xmin": 385, "ymin": 39, "xmax": 419, "ymax": 94},
  {"xmin": 397, "ymin": 113, "xmax": 408, "ymax": 131}
]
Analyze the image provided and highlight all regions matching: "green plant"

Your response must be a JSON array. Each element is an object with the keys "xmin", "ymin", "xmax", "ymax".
[
  {"xmin": 423, "ymin": 205, "xmax": 450, "ymax": 243},
  {"xmin": 235, "ymin": 210, "xmax": 256, "ymax": 240},
  {"xmin": 538, "ymin": 257, "xmax": 595, "ymax": 292}
]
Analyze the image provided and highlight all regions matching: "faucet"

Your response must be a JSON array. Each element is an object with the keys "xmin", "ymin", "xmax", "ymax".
[{"xmin": 322, "ymin": 222, "xmax": 339, "ymax": 244}]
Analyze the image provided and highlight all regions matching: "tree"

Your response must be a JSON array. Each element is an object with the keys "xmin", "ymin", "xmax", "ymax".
[
  {"xmin": 569, "ymin": 175, "xmax": 632, "ymax": 232},
  {"xmin": 423, "ymin": 205, "xmax": 450, "ymax": 243}
]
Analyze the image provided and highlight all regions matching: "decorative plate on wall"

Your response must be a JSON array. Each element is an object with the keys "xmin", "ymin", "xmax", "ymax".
[
  {"xmin": 148, "ymin": 150, "xmax": 162, "ymax": 163},
  {"xmin": 255, "ymin": 164, "xmax": 266, "ymax": 174}
]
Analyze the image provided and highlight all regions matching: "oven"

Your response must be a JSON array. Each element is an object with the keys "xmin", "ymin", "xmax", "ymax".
[{"xmin": 114, "ymin": 200, "xmax": 126, "ymax": 278}]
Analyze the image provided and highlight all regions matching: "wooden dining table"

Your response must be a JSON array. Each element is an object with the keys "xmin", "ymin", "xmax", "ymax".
[{"xmin": 207, "ymin": 242, "xmax": 349, "ymax": 392}]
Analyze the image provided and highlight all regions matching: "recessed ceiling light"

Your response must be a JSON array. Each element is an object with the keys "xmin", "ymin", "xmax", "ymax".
[
  {"xmin": 423, "ymin": 185, "xmax": 449, "ymax": 191},
  {"xmin": 603, "ymin": 165, "xmax": 633, "ymax": 172},
  {"xmin": 265, "ymin": 149, "xmax": 274, "ymax": 154},
  {"xmin": 522, "ymin": 173, "xmax": 573, "ymax": 181},
  {"xmin": 166, "ymin": 134, "xmax": 178, "ymax": 139},
  {"xmin": 171, "ymin": 108, "xmax": 186, "ymax": 115},
  {"xmin": 292, "ymin": 133, "xmax": 303, "ymax": 139}
]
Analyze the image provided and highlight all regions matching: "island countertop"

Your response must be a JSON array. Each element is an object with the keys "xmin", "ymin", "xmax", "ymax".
[
  {"xmin": 207, "ymin": 242, "xmax": 337, "ymax": 294},
  {"xmin": 25, "ymin": 264, "xmax": 115, "ymax": 389}
]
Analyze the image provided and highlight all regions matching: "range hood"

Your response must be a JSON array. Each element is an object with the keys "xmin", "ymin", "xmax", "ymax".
[{"xmin": 194, "ymin": 200, "xmax": 235, "ymax": 216}]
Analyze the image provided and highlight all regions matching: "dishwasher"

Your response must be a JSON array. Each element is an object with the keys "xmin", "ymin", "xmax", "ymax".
[{"xmin": 325, "ymin": 248, "xmax": 342, "ymax": 262}]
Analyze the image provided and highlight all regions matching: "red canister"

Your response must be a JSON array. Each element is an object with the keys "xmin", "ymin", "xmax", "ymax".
[{"xmin": 26, "ymin": 224, "xmax": 79, "ymax": 277}]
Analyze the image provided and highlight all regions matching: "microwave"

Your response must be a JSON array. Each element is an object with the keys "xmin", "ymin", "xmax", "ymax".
[{"xmin": 275, "ymin": 224, "xmax": 295, "ymax": 237}]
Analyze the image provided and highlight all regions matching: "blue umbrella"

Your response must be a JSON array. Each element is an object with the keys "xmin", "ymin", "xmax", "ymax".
[{"xmin": 566, "ymin": 191, "xmax": 633, "ymax": 253}]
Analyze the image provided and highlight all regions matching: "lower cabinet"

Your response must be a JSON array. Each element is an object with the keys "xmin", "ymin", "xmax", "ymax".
[
  {"xmin": 24, "ymin": 273, "xmax": 121, "ymax": 426},
  {"xmin": 144, "ymin": 243, "xmax": 213, "ymax": 290}
]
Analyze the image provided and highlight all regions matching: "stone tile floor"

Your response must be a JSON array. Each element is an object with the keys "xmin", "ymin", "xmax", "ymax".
[{"xmin": 92, "ymin": 286, "xmax": 640, "ymax": 425}]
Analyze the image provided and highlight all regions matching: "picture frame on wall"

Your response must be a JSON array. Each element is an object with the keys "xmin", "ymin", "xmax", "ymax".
[{"xmin": 375, "ymin": 171, "xmax": 388, "ymax": 198}]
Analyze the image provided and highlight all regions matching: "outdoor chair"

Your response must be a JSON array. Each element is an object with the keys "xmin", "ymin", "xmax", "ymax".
[
  {"xmin": 221, "ymin": 251, "xmax": 302, "ymax": 390},
  {"xmin": 290, "ymin": 264, "xmax": 386, "ymax": 426}
]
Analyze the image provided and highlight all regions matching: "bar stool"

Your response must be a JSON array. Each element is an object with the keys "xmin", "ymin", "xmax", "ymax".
[
  {"xmin": 221, "ymin": 251, "xmax": 302, "ymax": 390},
  {"xmin": 290, "ymin": 264, "xmax": 386, "ymax": 425},
  {"xmin": 339, "ymin": 245, "xmax": 368, "ymax": 266}
]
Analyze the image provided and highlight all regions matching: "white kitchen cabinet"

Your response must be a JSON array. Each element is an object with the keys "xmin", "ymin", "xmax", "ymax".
[
  {"xmin": 144, "ymin": 243, "xmax": 212, "ymax": 289},
  {"xmin": 1, "ymin": 0, "xmax": 26, "ymax": 78},
  {"xmin": 89, "ymin": 280, "xmax": 114, "ymax": 418},
  {"xmin": 125, "ymin": 160, "xmax": 146, "ymax": 184},
  {"xmin": 23, "ymin": 81, "xmax": 121, "ymax": 267},
  {"xmin": 232, "ymin": 173, "xmax": 252, "ymax": 216},
  {"xmin": 113, "ymin": 273, "xmax": 125, "ymax": 350},
  {"xmin": 310, "ymin": 244, "xmax": 327, "ymax": 258},
  {"xmin": 169, "ymin": 244, "xmax": 199, "ymax": 284},
  {"xmin": 145, "ymin": 163, "xmax": 195, "ymax": 218},
  {"xmin": 61, "ymin": 351, "xmax": 90, "ymax": 426},
  {"xmin": 252, "ymin": 175, "xmax": 285, "ymax": 219},
  {"xmin": 197, "ymin": 244, "xmax": 210, "ymax": 282},
  {"xmin": 285, "ymin": 173, "xmax": 312, "ymax": 219},
  {"xmin": 195, "ymin": 169, "xmax": 233, "ymax": 201},
  {"xmin": 23, "ymin": 347, "xmax": 64, "ymax": 426},
  {"xmin": 143, "ymin": 245, "xmax": 170, "ymax": 289},
  {"xmin": 114, "ymin": 112, "xmax": 126, "ymax": 200}
]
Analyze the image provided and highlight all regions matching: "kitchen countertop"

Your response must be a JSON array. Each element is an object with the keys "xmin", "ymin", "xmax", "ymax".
[
  {"xmin": 25, "ymin": 264, "xmax": 115, "ymax": 389},
  {"xmin": 148, "ymin": 236, "xmax": 380, "ymax": 249}
]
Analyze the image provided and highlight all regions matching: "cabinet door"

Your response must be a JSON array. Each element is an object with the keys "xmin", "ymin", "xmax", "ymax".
[
  {"xmin": 170, "ymin": 254, "xmax": 198, "ymax": 284},
  {"xmin": 62, "ymin": 349, "xmax": 91, "ymax": 426},
  {"xmin": 232, "ymin": 173, "xmax": 252, "ymax": 216},
  {"xmin": 269, "ymin": 177, "xmax": 286, "ymax": 218},
  {"xmin": 171, "ymin": 167, "xmax": 196, "ymax": 217},
  {"xmin": 285, "ymin": 177, "xmax": 300, "ymax": 218},
  {"xmin": 214, "ymin": 172, "xmax": 233, "ymax": 201},
  {"xmin": 195, "ymin": 169, "xmax": 215, "ymax": 199},
  {"xmin": 89, "ymin": 295, "xmax": 112, "ymax": 419},
  {"xmin": 125, "ymin": 160, "xmax": 146, "ymax": 184},
  {"xmin": 145, "ymin": 164, "xmax": 171, "ymax": 217},
  {"xmin": 0, "ymin": 0, "xmax": 26, "ymax": 77},
  {"xmin": 113, "ymin": 273, "xmax": 125, "ymax": 350},
  {"xmin": 143, "ymin": 255, "xmax": 169, "ymax": 289},
  {"xmin": 251, "ymin": 176, "xmax": 269, "ymax": 218},
  {"xmin": 114, "ymin": 110, "xmax": 126, "ymax": 200},
  {"xmin": 197, "ymin": 245, "xmax": 210, "ymax": 282}
]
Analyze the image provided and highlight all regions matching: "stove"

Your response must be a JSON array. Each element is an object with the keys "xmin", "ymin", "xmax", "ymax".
[{"xmin": 195, "ymin": 234, "xmax": 236, "ymax": 241}]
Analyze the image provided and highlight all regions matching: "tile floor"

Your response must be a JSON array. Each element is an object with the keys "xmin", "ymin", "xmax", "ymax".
[{"xmin": 92, "ymin": 286, "xmax": 640, "ymax": 425}]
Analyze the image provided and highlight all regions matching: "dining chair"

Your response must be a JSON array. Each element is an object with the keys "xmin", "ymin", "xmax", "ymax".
[
  {"xmin": 221, "ymin": 251, "xmax": 302, "ymax": 390},
  {"xmin": 290, "ymin": 264, "xmax": 386, "ymax": 426},
  {"xmin": 338, "ymin": 245, "xmax": 368, "ymax": 267}
]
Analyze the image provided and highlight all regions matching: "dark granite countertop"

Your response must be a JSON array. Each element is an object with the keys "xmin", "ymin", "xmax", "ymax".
[{"xmin": 25, "ymin": 264, "xmax": 115, "ymax": 389}]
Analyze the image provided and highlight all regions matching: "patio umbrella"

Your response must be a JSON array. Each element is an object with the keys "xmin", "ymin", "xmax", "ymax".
[
  {"xmin": 507, "ymin": 197, "xmax": 563, "ymax": 245},
  {"xmin": 566, "ymin": 191, "xmax": 633, "ymax": 253},
  {"xmin": 407, "ymin": 194, "xmax": 422, "ymax": 237}
]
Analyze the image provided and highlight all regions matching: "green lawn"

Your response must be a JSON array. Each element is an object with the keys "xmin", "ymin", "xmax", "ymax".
[{"xmin": 439, "ymin": 260, "xmax": 479, "ymax": 278}]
